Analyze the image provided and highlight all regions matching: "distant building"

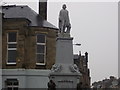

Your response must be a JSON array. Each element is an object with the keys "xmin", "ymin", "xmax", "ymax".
[
  {"xmin": 74, "ymin": 52, "xmax": 91, "ymax": 87},
  {"xmin": 92, "ymin": 76, "xmax": 119, "ymax": 88}
]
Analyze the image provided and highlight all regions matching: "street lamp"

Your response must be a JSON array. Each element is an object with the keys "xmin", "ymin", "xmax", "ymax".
[{"xmin": 73, "ymin": 43, "xmax": 81, "ymax": 46}]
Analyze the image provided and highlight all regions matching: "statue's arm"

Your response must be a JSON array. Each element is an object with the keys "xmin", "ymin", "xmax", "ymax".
[
  {"xmin": 67, "ymin": 10, "xmax": 70, "ymax": 19},
  {"xmin": 59, "ymin": 10, "xmax": 62, "ymax": 21}
]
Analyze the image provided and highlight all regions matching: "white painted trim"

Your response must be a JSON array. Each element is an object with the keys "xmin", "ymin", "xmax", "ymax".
[
  {"xmin": 6, "ymin": 32, "xmax": 18, "ymax": 64},
  {"xmin": 36, "ymin": 63, "xmax": 46, "ymax": 65},
  {"xmin": 36, "ymin": 34, "xmax": 46, "ymax": 65},
  {"xmin": 8, "ymin": 48, "xmax": 17, "ymax": 50},
  {"xmin": 6, "ymin": 63, "xmax": 16, "ymax": 65}
]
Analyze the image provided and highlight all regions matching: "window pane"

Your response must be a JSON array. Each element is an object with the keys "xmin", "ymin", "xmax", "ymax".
[
  {"xmin": 37, "ymin": 34, "xmax": 45, "ymax": 43},
  {"xmin": 13, "ymin": 87, "xmax": 18, "ymax": 90},
  {"xmin": 8, "ymin": 50, "xmax": 16, "ymax": 63},
  {"xmin": 37, "ymin": 54, "xmax": 44, "ymax": 63},
  {"xmin": 8, "ymin": 32, "xmax": 17, "ymax": 42},
  {"xmin": 6, "ymin": 81, "xmax": 12, "ymax": 85},
  {"xmin": 7, "ymin": 87, "xmax": 12, "ymax": 90},
  {"xmin": 6, "ymin": 79, "xmax": 19, "ymax": 90},
  {"xmin": 37, "ymin": 45, "xmax": 45, "ymax": 53},
  {"xmin": 13, "ymin": 81, "xmax": 18, "ymax": 85},
  {"xmin": 8, "ymin": 44, "xmax": 16, "ymax": 48}
]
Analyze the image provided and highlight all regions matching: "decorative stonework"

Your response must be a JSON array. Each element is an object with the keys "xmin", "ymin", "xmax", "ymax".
[
  {"xmin": 69, "ymin": 64, "xmax": 80, "ymax": 73},
  {"xmin": 51, "ymin": 64, "xmax": 62, "ymax": 72},
  {"xmin": 58, "ymin": 80, "xmax": 73, "ymax": 83},
  {"xmin": 51, "ymin": 64, "xmax": 81, "ymax": 74}
]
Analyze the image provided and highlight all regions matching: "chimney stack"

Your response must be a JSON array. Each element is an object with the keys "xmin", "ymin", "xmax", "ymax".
[
  {"xmin": 85, "ymin": 52, "xmax": 88, "ymax": 62},
  {"xmin": 39, "ymin": 0, "xmax": 47, "ymax": 20}
]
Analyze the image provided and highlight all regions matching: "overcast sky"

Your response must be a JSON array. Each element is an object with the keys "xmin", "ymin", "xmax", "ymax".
[{"xmin": 0, "ymin": 0, "xmax": 118, "ymax": 83}]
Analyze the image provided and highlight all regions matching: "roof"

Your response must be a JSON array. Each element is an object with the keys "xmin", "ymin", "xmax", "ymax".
[{"xmin": 2, "ymin": 5, "xmax": 58, "ymax": 29}]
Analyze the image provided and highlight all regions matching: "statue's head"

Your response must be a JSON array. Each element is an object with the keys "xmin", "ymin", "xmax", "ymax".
[{"xmin": 62, "ymin": 4, "xmax": 66, "ymax": 9}]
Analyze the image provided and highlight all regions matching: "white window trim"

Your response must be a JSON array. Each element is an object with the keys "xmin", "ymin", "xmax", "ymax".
[
  {"xmin": 36, "ymin": 34, "xmax": 46, "ymax": 65},
  {"xmin": 8, "ymin": 48, "xmax": 17, "ymax": 50},
  {"xmin": 5, "ymin": 79, "xmax": 19, "ymax": 89},
  {"xmin": 6, "ymin": 62, "xmax": 16, "ymax": 65},
  {"xmin": 37, "ymin": 43, "xmax": 45, "ymax": 45},
  {"xmin": 6, "ymin": 32, "xmax": 17, "ymax": 65},
  {"xmin": 36, "ymin": 63, "xmax": 46, "ymax": 65},
  {"xmin": 8, "ymin": 42, "xmax": 17, "ymax": 44},
  {"xmin": 7, "ymin": 86, "xmax": 19, "ymax": 88}
]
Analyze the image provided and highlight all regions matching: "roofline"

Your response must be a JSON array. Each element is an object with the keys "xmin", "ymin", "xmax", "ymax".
[
  {"xmin": 2, "ymin": 5, "xmax": 59, "ymax": 30},
  {"xmin": 3, "ymin": 18, "xmax": 59, "ymax": 30},
  {"xmin": 2, "ymin": 5, "xmax": 28, "ymax": 8},
  {"xmin": 3, "ymin": 18, "xmax": 31, "ymax": 23},
  {"xmin": 29, "ymin": 26, "xmax": 59, "ymax": 30}
]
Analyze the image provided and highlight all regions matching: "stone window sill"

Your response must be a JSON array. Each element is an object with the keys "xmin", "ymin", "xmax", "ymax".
[
  {"xmin": 6, "ymin": 63, "xmax": 16, "ymax": 66},
  {"xmin": 36, "ymin": 63, "xmax": 45, "ymax": 66}
]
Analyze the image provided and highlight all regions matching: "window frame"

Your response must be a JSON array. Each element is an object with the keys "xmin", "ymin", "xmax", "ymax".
[
  {"xmin": 5, "ymin": 79, "xmax": 19, "ymax": 90},
  {"xmin": 6, "ymin": 32, "xmax": 17, "ymax": 65},
  {"xmin": 36, "ymin": 34, "xmax": 46, "ymax": 65}
]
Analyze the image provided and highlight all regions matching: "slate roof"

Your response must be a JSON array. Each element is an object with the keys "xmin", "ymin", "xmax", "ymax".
[{"xmin": 2, "ymin": 5, "xmax": 58, "ymax": 29}]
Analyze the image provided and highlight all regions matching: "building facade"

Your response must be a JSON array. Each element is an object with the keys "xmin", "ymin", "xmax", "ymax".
[
  {"xmin": 2, "ymin": 5, "xmax": 58, "ymax": 69},
  {"xmin": 2, "ymin": 2, "xmax": 58, "ymax": 88}
]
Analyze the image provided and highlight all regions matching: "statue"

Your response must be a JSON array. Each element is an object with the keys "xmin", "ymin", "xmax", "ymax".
[{"xmin": 59, "ymin": 4, "xmax": 71, "ymax": 33}]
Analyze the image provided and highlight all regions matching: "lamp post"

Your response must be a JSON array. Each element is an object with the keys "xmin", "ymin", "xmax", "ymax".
[{"xmin": 73, "ymin": 43, "xmax": 81, "ymax": 46}]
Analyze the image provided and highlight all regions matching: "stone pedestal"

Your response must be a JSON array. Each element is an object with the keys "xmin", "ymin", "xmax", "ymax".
[{"xmin": 49, "ymin": 33, "xmax": 81, "ymax": 88}]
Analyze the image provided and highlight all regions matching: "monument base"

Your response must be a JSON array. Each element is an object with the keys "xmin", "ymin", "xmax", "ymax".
[
  {"xmin": 49, "ymin": 64, "xmax": 81, "ymax": 88},
  {"xmin": 49, "ymin": 33, "xmax": 82, "ymax": 88},
  {"xmin": 58, "ymin": 32, "xmax": 70, "ymax": 38}
]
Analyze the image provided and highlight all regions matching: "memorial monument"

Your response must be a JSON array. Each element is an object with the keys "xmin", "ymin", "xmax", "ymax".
[{"xmin": 49, "ymin": 4, "xmax": 81, "ymax": 88}]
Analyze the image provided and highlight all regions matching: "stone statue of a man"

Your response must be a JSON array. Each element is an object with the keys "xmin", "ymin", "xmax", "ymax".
[{"xmin": 59, "ymin": 4, "xmax": 71, "ymax": 33}]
